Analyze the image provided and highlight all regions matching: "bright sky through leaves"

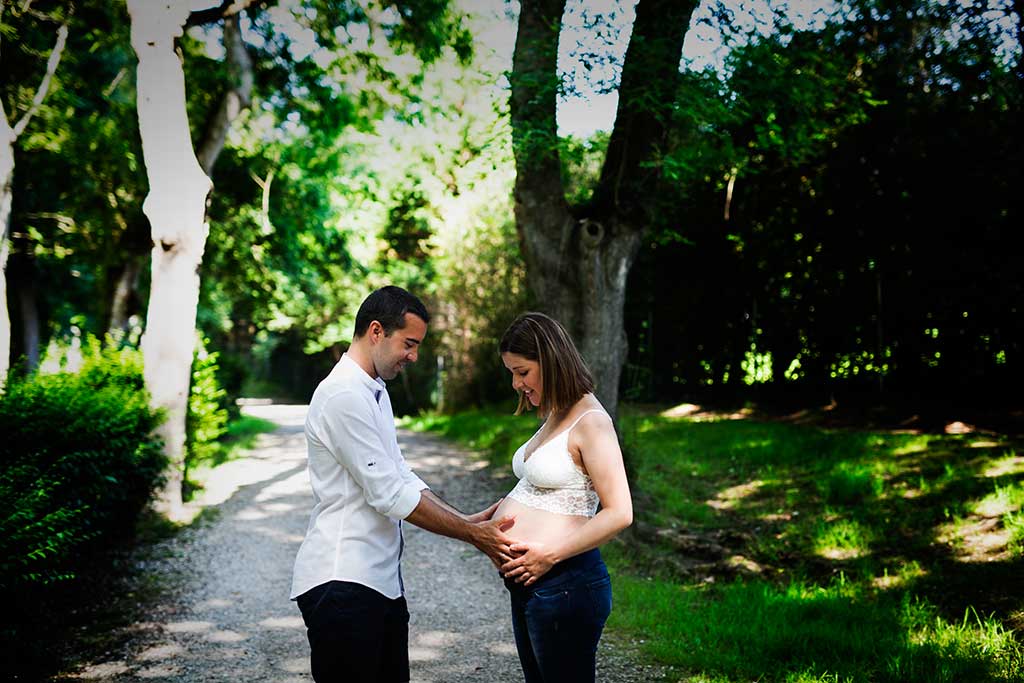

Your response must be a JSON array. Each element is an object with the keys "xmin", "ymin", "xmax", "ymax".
[{"xmin": 205, "ymin": 0, "xmax": 1019, "ymax": 138}]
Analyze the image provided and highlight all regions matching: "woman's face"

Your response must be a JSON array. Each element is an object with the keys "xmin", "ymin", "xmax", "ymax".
[{"xmin": 501, "ymin": 352, "xmax": 542, "ymax": 408}]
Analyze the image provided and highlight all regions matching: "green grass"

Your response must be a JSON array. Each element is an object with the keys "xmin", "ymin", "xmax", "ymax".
[
  {"xmin": 404, "ymin": 405, "xmax": 1024, "ymax": 682},
  {"xmin": 399, "ymin": 409, "xmax": 538, "ymax": 470},
  {"xmin": 1007, "ymin": 512, "xmax": 1024, "ymax": 558},
  {"xmin": 607, "ymin": 570, "xmax": 1021, "ymax": 682},
  {"xmin": 184, "ymin": 414, "xmax": 278, "ymax": 500}
]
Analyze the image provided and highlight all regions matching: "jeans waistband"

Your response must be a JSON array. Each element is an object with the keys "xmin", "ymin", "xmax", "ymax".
[{"xmin": 504, "ymin": 548, "xmax": 604, "ymax": 594}]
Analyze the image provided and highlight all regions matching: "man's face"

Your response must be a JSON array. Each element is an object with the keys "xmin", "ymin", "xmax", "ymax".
[{"xmin": 370, "ymin": 313, "xmax": 427, "ymax": 380}]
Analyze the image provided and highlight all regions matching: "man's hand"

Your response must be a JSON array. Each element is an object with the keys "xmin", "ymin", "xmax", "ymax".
[
  {"xmin": 499, "ymin": 541, "xmax": 558, "ymax": 586},
  {"xmin": 470, "ymin": 515, "xmax": 516, "ymax": 569},
  {"xmin": 465, "ymin": 498, "xmax": 503, "ymax": 523}
]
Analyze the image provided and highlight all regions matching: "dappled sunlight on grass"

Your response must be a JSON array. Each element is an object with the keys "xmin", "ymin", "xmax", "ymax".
[
  {"xmin": 891, "ymin": 436, "xmax": 932, "ymax": 456},
  {"xmin": 871, "ymin": 561, "xmax": 928, "ymax": 590},
  {"xmin": 608, "ymin": 573, "xmax": 1020, "ymax": 682},
  {"xmin": 660, "ymin": 402, "xmax": 701, "ymax": 418},
  {"xmin": 405, "ymin": 405, "xmax": 1024, "ymax": 681},
  {"xmin": 813, "ymin": 517, "xmax": 874, "ymax": 560},
  {"xmin": 707, "ymin": 479, "xmax": 765, "ymax": 510},
  {"xmin": 983, "ymin": 452, "xmax": 1024, "ymax": 477},
  {"xmin": 973, "ymin": 481, "xmax": 1024, "ymax": 518}
]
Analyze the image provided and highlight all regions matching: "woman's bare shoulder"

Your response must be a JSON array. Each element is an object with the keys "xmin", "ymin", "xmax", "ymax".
[{"xmin": 571, "ymin": 397, "xmax": 615, "ymax": 435}]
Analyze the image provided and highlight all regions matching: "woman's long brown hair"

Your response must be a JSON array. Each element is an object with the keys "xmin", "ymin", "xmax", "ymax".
[{"xmin": 499, "ymin": 312, "xmax": 595, "ymax": 417}]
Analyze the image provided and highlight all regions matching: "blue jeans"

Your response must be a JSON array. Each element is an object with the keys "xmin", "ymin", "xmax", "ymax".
[{"xmin": 504, "ymin": 548, "xmax": 613, "ymax": 683}]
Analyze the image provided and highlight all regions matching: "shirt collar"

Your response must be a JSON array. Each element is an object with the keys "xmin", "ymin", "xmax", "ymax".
[{"xmin": 338, "ymin": 353, "xmax": 386, "ymax": 400}]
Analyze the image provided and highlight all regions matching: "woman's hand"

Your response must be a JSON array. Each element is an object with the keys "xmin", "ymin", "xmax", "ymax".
[
  {"xmin": 465, "ymin": 498, "xmax": 503, "ymax": 524},
  {"xmin": 500, "ymin": 541, "xmax": 558, "ymax": 586}
]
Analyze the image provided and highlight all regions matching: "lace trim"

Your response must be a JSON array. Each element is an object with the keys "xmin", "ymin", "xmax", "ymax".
[{"xmin": 506, "ymin": 478, "xmax": 599, "ymax": 517}]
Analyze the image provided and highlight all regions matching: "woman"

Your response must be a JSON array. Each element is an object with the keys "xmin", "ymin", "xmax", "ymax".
[{"xmin": 493, "ymin": 312, "xmax": 633, "ymax": 683}]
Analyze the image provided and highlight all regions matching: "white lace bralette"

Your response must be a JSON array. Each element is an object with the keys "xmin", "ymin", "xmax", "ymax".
[{"xmin": 505, "ymin": 409, "xmax": 607, "ymax": 517}]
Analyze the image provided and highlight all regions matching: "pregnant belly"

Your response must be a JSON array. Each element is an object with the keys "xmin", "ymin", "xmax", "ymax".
[{"xmin": 494, "ymin": 495, "xmax": 588, "ymax": 547}]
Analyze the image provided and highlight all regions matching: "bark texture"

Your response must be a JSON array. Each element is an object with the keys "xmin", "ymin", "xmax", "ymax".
[
  {"xmin": 129, "ymin": 0, "xmax": 220, "ymax": 518},
  {"xmin": 511, "ymin": 0, "xmax": 696, "ymax": 421}
]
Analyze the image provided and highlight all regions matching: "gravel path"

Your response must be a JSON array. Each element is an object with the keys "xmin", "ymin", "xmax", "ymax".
[{"xmin": 63, "ymin": 404, "xmax": 675, "ymax": 683}]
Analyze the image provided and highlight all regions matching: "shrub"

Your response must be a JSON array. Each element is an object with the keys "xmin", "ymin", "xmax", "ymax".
[
  {"xmin": 184, "ymin": 338, "xmax": 229, "ymax": 491},
  {"xmin": 0, "ymin": 340, "xmax": 165, "ymax": 593}
]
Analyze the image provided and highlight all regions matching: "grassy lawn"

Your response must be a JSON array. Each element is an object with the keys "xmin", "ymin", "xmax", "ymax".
[
  {"xmin": 184, "ymin": 413, "xmax": 279, "ymax": 501},
  {"xmin": 401, "ymin": 406, "xmax": 1024, "ymax": 682}
]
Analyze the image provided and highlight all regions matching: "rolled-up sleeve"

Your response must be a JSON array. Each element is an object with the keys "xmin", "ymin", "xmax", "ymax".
[
  {"xmin": 399, "ymin": 456, "xmax": 429, "ymax": 492},
  {"xmin": 317, "ymin": 390, "xmax": 424, "ymax": 520}
]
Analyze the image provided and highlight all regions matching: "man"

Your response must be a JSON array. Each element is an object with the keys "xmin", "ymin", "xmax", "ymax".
[{"xmin": 291, "ymin": 285, "xmax": 514, "ymax": 683}]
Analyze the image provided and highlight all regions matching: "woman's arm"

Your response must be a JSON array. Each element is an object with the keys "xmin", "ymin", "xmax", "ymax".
[{"xmin": 500, "ymin": 412, "xmax": 632, "ymax": 585}]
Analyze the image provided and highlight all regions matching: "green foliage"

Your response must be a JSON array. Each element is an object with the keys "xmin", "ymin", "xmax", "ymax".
[
  {"xmin": 184, "ymin": 338, "xmax": 229, "ymax": 492},
  {"xmin": 626, "ymin": 0, "xmax": 1024, "ymax": 400},
  {"xmin": 0, "ymin": 340, "xmax": 165, "ymax": 592},
  {"xmin": 559, "ymin": 132, "xmax": 610, "ymax": 204}
]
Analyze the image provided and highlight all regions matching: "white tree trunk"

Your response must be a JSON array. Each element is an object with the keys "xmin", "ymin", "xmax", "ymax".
[
  {"xmin": 0, "ymin": 112, "xmax": 14, "ymax": 385},
  {"xmin": 0, "ymin": 12, "xmax": 69, "ymax": 385},
  {"xmin": 128, "ymin": 0, "xmax": 218, "ymax": 518}
]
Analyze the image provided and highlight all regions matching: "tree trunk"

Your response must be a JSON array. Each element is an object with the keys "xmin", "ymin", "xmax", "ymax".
[
  {"xmin": 511, "ymin": 0, "xmax": 694, "ymax": 422},
  {"xmin": 128, "ymin": 0, "xmax": 219, "ymax": 519},
  {"xmin": 107, "ymin": 256, "xmax": 144, "ymax": 335},
  {"xmin": 7, "ymin": 250, "xmax": 42, "ymax": 371},
  {"xmin": 196, "ymin": 13, "xmax": 253, "ymax": 176},
  {"xmin": 17, "ymin": 279, "xmax": 41, "ymax": 372},
  {"xmin": 0, "ymin": 11, "xmax": 68, "ymax": 386},
  {"xmin": 0, "ymin": 114, "xmax": 14, "ymax": 384}
]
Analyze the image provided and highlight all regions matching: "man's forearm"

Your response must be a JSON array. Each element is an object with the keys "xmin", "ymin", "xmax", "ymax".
[
  {"xmin": 421, "ymin": 489, "xmax": 465, "ymax": 519},
  {"xmin": 405, "ymin": 491, "xmax": 477, "ymax": 545}
]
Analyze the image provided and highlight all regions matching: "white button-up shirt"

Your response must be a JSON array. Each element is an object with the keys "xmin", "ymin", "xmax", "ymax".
[{"xmin": 290, "ymin": 354, "xmax": 428, "ymax": 600}]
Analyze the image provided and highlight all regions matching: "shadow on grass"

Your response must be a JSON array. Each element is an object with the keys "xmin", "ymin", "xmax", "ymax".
[
  {"xmin": 407, "ymin": 405, "xmax": 1024, "ymax": 681},
  {"xmin": 608, "ymin": 571, "xmax": 1023, "ymax": 683}
]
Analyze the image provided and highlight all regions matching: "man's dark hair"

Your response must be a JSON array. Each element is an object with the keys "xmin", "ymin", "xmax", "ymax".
[{"xmin": 353, "ymin": 286, "xmax": 430, "ymax": 338}]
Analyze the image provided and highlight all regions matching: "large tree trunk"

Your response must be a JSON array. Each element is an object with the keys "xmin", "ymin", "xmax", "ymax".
[
  {"xmin": 0, "ymin": 115, "xmax": 13, "ymax": 384},
  {"xmin": 106, "ymin": 13, "xmax": 251, "ymax": 343},
  {"xmin": 128, "ymin": 0, "xmax": 219, "ymax": 519},
  {"xmin": 511, "ymin": 0, "xmax": 694, "ymax": 421},
  {"xmin": 128, "ymin": 2, "xmax": 254, "ymax": 517}
]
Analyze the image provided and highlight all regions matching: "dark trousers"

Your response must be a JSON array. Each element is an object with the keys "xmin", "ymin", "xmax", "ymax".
[
  {"xmin": 505, "ymin": 549, "xmax": 613, "ymax": 683},
  {"xmin": 296, "ymin": 580, "xmax": 410, "ymax": 683}
]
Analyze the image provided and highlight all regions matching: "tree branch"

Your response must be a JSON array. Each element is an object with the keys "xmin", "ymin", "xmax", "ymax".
[
  {"xmin": 185, "ymin": 0, "xmax": 264, "ymax": 28},
  {"xmin": 196, "ymin": 12, "xmax": 254, "ymax": 175},
  {"xmin": 510, "ymin": 0, "xmax": 570, "ymax": 218},
  {"xmin": 12, "ymin": 14, "xmax": 70, "ymax": 138},
  {"xmin": 592, "ymin": 0, "xmax": 697, "ymax": 220}
]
